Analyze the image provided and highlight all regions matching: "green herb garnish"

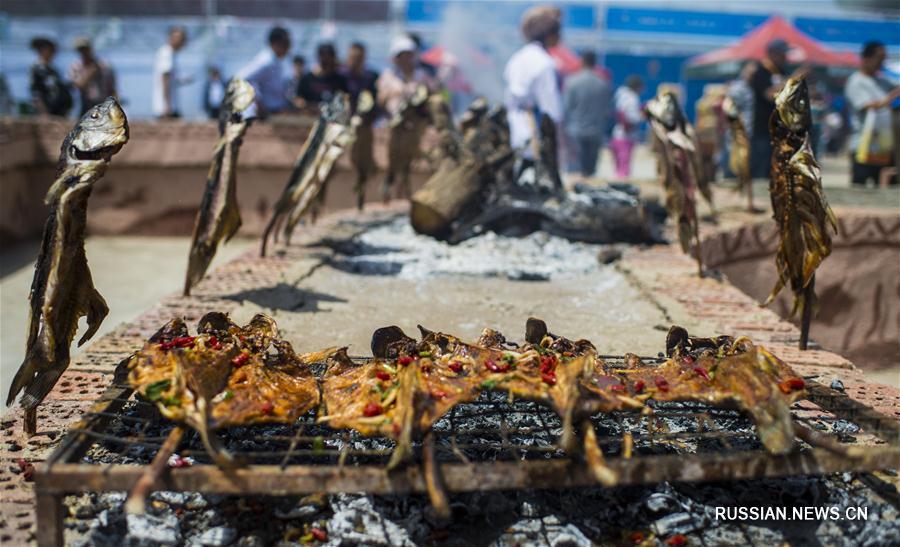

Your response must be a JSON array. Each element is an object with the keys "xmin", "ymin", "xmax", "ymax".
[
  {"xmin": 145, "ymin": 379, "xmax": 171, "ymax": 402},
  {"xmin": 480, "ymin": 380, "xmax": 499, "ymax": 390},
  {"xmin": 418, "ymin": 351, "xmax": 431, "ymax": 358}
]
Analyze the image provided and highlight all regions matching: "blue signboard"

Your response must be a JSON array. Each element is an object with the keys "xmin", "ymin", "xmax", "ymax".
[
  {"xmin": 795, "ymin": 17, "xmax": 900, "ymax": 47},
  {"xmin": 406, "ymin": 1, "xmax": 595, "ymax": 30},
  {"xmin": 605, "ymin": 7, "xmax": 767, "ymax": 37}
]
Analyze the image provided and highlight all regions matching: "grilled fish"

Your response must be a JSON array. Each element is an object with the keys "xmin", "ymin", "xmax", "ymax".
[
  {"xmin": 645, "ymin": 91, "xmax": 703, "ymax": 275},
  {"xmin": 722, "ymin": 96, "xmax": 753, "ymax": 212},
  {"xmin": 260, "ymin": 93, "xmax": 355, "ymax": 256},
  {"xmin": 7, "ymin": 97, "xmax": 129, "ymax": 434},
  {"xmin": 127, "ymin": 313, "xmax": 329, "ymax": 465},
  {"xmin": 184, "ymin": 79, "xmax": 255, "ymax": 295},
  {"xmin": 382, "ymin": 85, "xmax": 430, "ymax": 202},
  {"xmin": 350, "ymin": 90, "xmax": 378, "ymax": 210},
  {"xmin": 766, "ymin": 76, "xmax": 837, "ymax": 348}
]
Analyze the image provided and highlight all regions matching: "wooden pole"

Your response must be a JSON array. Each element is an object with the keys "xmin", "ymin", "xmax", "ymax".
[
  {"xmin": 24, "ymin": 407, "xmax": 37, "ymax": 436},
  {"xmin": 799, "ymin": 274, "xmax": 815, "ymax": 350},
  {"xmin": 125, "ymin": 426, "xmax": 184, "ymax": 514}
]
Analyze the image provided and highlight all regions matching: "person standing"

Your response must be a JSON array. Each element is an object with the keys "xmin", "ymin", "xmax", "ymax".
[
  {"xmin": 748, "ymin": 39, "xmax": 789, "ymax": 179},
  {"xmin": 287, "ymin": 55, "xmax": 306, "ymax": 104},
  {"xmin": 503, "ymin": 5, "xmax": 564, "ymax": 155},
  {"xmin": 203, "ymin": 66, "xmax": 226, "ymax": 119},
  {"xmin": 296, "ymin": 42, "xmax": 348, "ymax": 109},
  {"xmin": 610, "ymin": 75, "xmax": 644, "ymax": 180},
  {"xmin": 376, "ymin": 35, "xmax": 437, "ymax": 117},
  {"xmin": 845, "ymin": 41, "xmax": 900, "ymax": 186},
  {"xmin": 342, "ymin": 42, "xmax": 378, "ymax": 108},
  {"xmin": 68, "ymin": 37, "xmax": 117, "ymax": 116},
  {"xmin": 237, "ymin": 26, "xmax": 292, "ymax": 117},
  {"xmin": 28, "ymin": 37, "xmax": 72, "ymax": 117},
  {"xmin": 153, "ymin": 26, "xmax": 191, "ymax": 118},
  {"xmin": 563, "ymin": 50, "xmax": 611, "ymax": 178}
]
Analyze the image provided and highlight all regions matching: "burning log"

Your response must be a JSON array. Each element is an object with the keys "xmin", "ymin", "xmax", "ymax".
[
  {"xmin": 722, "ymin": 96, "xmax": 754, "ymax": 213},
  {"xmin": 382, "ymin": 85, "xmax": 430, "ymax": 203},
  {"xmin": 645, "ymin": 91, "xmax": 703, "ymax": 276},
  {"xmin": 260, "ymin": 94, "xmax": 355, "ymax": 256},
  {"xmin": 765, "ymin": 76, "xmax": 837, "ymax": 350},
  {"xmin": 6, "ymin": 98, "xmax": 129, "ymax": 435},
  {"xmin": 184, "ymin": 80, "xmax": 255, "ymax": 295}
]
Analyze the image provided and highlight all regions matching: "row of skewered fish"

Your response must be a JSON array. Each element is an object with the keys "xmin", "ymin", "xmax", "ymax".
[{"xmin": 128, "ymin": 313, "xmax": 810, "ymax": 485}]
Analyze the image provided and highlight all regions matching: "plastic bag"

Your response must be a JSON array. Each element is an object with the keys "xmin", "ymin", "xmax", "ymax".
[{"xmin": 855, "ymin": 109, "xmax": 893, "ymax": 165}]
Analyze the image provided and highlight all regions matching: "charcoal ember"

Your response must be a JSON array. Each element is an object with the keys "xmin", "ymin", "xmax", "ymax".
[
  {"xmin": 326, "ymin": 494, "xmax": 417, "ymax": 546},
  {"xmin": 651, "ymin": 512, "xmax": 707, "ymax": 536},
  {"xmin": 235, "ymin": 535, "xmax": 264, "ymax": 547},
  {"xmin": 830, "ymin": 378, "xmax": 845, "ymax": 392},
  {"xmin": 126, "ymin": 512, "xmax": 181, "ymax": 545},
  {"xmin": 187, "ymin": 526, "xmax": 237, "ymax": 547}
]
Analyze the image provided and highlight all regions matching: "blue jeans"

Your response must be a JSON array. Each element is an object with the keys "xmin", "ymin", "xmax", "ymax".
[{"xmin": 572, "ymin": 135, "xmax": 603, "ymax": 177}]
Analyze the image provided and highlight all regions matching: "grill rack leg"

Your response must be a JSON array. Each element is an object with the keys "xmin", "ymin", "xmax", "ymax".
[{"xmin": 35, "ymin": 491, "xmax": 64, "ymax": 547}]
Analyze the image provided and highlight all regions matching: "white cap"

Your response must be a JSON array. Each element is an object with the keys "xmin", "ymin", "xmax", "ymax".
[{"xmin": 389, "ymin": 35, "xmax": 417, "ymax": 58}]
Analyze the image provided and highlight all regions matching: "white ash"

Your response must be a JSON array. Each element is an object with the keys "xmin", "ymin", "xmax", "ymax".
[{"xmin": 332, "ymin": 217, "xmax": 616, "ymax": 281}]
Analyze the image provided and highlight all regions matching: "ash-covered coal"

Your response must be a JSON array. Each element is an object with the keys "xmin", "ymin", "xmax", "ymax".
[{"xmin": 323, "ymin": 216, "xmax": 620, "ymax": 281}]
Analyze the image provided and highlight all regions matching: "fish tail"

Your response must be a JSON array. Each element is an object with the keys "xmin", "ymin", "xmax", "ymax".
[
  {"xmin": 7, "ymin": 360, "xmax": 37, "ymax": 407},
  {"xmin": 78, "ymin": 288, "xmax": 109, "ymax": 346},
  {"xmin": 19, "ymin": 368, "xmax": 63, "ymax": 410}
]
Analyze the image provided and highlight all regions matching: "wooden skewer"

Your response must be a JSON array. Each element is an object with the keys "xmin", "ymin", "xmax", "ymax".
[
  {"xmin": 423, "ymin": 431, "xmax": 451, "ymax": 521},
  {"xmin": 125, "ymin": 426, "xmax": 185, "ymax": 514},
  {"xmin": 799, "ymin": 275, "xmax": 815, "ymax": 350},
  {"xmin": 24, "ymin": 408, "xmax": 37, "ymax": 437},
  {"xmin": 581, "ymin": 421, "xmax": 617, "ymax": 487}
]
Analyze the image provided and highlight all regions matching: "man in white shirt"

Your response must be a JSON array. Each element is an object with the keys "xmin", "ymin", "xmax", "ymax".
[
  {"xmin": 844, "ymin": 40, "xmax": 900, "ymax": 186},
  {"xmin": 503, "ymin": 6, "xmax": 563, "ymax": 156},
  {"xmin": 153, "ymin": 27, "xmax": 189, "ymax": 118},
  {"xmin": 237, "ymin": 26, "xmax": 292, "ymax": 117}
]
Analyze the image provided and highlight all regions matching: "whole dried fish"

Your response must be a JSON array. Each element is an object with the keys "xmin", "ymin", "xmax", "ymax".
[
  {"xmin": 766, "ymin": 76, "xmax": 837, "ymax": 349},
  {"xmin": 7, "ymin": 97, "xmax": 129, "ymax": 434},
  {"xmin": 350, "ymin": 90, "xmax": 377, "ymax": 210},
  {"xmin": 260, "ymin": 93, "xmax": 355, "ymax": 256},
  {"xmin": 382, "ymin": 85, "xmax": 430, "ymax": 202},
  {"xmin": 645, "ymin": 91, "xmax": 703, "ymax": 275},
  {"xmin": 722, "ymin": 96, "xmax": 754, "ymax": 212},
  {"xmin": 184, "ymin": 79, "xmax": 255, "ymax": 295}
]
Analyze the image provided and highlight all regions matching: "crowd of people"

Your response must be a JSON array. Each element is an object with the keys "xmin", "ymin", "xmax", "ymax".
[{"xmin": 21, "ymin": 12, "xmax": 899, "ymax": 188}]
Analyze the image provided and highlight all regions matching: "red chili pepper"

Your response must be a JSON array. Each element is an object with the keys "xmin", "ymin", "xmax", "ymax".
[
  {"xmin": 610, "ymin": 384, "xmax": 625, "ymax": 392},
  {"xmin": 448, "ymin": 361, "xmax": 464, "ymax": 373},
  {"xmin": 375, "ymin": 370, "xmax": 391, "ymax": 382},
  {"xmin": 541, "ymin": 372, "xmax": 557, "ymax": 386},
  {"xmin": 779, "ymin": 377, "xmax": 805, "ymax": 393},
  {"xmin": 682, "ymin": 355, "xmax": 695, "ymax": 364},
  {"xmin": 231, "ymin": 353, "xmax": 250, "ymax": 367},
  {"xmin": 363, "ymin": 402, "xmax": 383, "ymax": 417},
  {"xmin": 170, "ymin": 455, "xmax": 192, "ymax": 468},
  {"xmin": 629, "ymin": 531, "xmax": 645, "ymax": 544},
  {"xmin": 160, "ymin": 336, "xmax": 196, "ymax": 350},
  {"xmin": 692, "ymin": 366, "xmax": 710, "ymax": 381},
  {"xmin": 485, "ymin": 359, "xmax": 509, "ymax": 373},
  {"xmin": 398, "ymin": 355, "xmax": 414, "ymax": 366},
  {"xmin": 421, "ymin": 363, "xmax": 433, "ymax": 373},
  {"xmin": 260, "ymin": 401, "xmax": 275, "ymax": 415},
  {"xmin": 311, "ymin": 528, "xmax": 327, "ymax": 542},
  {"xmin": 633, "ymin": 380, "xmax": 646, "ymax": 393},
  {"xmin": 16, "ymin": 459, "xmax": 34, "ymax": 481},
  {"xmin": 392, "ymin": 423, "xmax": 402, "ymax": 437},
  {"xmin": 208, "ymin": 336, "xmax": 222, "ymax": 350},
  {"xmin": 431, "ymin": 390, "xmax": 447, "ymax": 399},
  {"xmin": 655, "ymin": 376, "xmax": 669, "ymax": 392},
  {"xmin": 540, "ymin": 355, "xmax": 557, "ymax": 373},
  {"xmin": 665, "ymin": 534, "xmax": 687, "ymax": 546}
]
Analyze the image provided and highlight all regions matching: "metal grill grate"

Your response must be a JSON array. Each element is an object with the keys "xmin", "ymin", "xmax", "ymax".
[{"xmin": 34, "ymin": 355, "xmax": 900, "ymax": 546}]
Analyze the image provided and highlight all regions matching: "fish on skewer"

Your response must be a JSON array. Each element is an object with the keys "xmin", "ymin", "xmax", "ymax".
[
  {"xmin": 127, "ymin": 313, "xmax": 330, "ymax": 465},
  {"xmin": 645, "ymin": 91, "xmax": 703, "ymax": 276},
  {"xmin": 382, "ymin": 85, "xmax": 430, "ymax": 203},
  {"xmin": 765, "ymin": 76, "xmax": 837, "ymax": 350},
  {"xmin": 260, "ymin": 93, "xmax": 355, "ymax": 256},
  {"xmin": 183, "ymin": 79, "xmax": 255, "ymax": 295},
  {"xmin": 350, "ymin": 90, "xmax": 378, "ymax": 210},
  {"xmin": 7, "ymin": 98, "xmax": 129, "ymax": 435},
  {"xmin": 722, "ymin": 96, "xmax": 754, "ymax": 213}
]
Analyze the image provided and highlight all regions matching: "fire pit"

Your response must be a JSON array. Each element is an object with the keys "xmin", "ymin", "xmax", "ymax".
[{"xmin": 34, "ymin": 352, "xmax": 900, "ymax": 546}]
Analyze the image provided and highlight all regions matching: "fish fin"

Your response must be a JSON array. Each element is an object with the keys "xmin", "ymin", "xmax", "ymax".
[
  {"xmin": 296, "ymin": 347, "xmax": 340, "ymax": 365},
  {"xmin": 6, "ymin": 360, "xmax": 37, "ymax": 406},
  {"xmin": 78, "ymin": 287, "xmax": 109, "ymax": 347},
  {"xmin": 20, "ymin": 368, "xmax": 63, "ymax": 410}
]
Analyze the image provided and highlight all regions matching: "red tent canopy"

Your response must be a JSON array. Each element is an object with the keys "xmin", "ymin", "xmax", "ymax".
[
  {"xmin": 688, "ymin": 16, "xmax": 859, "ymax": 68},
  {"xmin": 549, "ymin": 44, "xmax": 612, "ymax": 80},
  {"xmin": 420, "ymin": 44, "xmax": 492, "ymax": 67}
]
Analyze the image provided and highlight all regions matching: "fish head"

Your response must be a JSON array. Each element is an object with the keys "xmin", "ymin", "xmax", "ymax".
[
  {"xmin": 224, "ymin": 78, "xmax": 256, "ymax": 118},
  {"xmin": 66, "ymin": 97, "xmax": 129, "ymax": 162},
  {"xmin": 646, "ymin": 92, "xmax": 680, "ymax": 130},
  {"xmin": 774, "ymin": 76, "xmax": 811, "ymax": 131}
]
